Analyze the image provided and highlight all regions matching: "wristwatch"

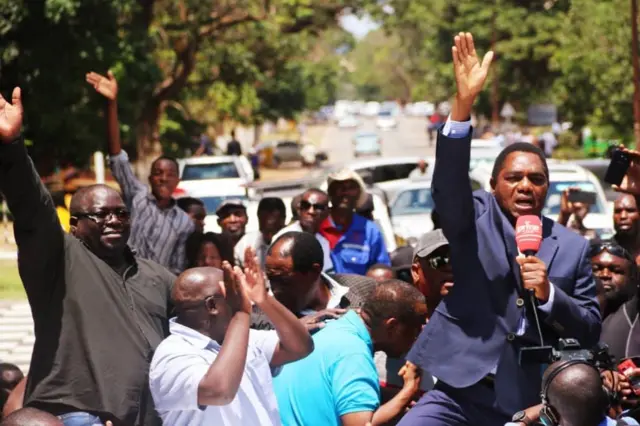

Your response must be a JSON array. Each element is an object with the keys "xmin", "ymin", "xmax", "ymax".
[{"xmin": 512, "ymin": 410, "xmax": 533, "ymax": 425}]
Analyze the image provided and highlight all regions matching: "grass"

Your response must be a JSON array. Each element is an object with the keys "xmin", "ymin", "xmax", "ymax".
[{"xmin": 0, "ymin": 260, "xmax": 25, "ymax": 300}]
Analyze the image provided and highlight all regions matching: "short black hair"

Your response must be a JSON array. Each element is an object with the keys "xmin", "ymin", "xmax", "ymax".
[
  {"xmin": 269, "ymin": 231, "xmax": 324, "ymax": 272},
  {"xmin": 176, "ymin": 197, "xmax": 204, "ymax": 213},
  {"xmin": 258, "ymin": 197, "xmax": 286, "ymax": 218},
  {"xmin": 151, "ymin": 155, "xmax": 180, "ymax": 174},
  {"xmin": 491, "ymin": 142, "xmax": 549, "ymax": 182},
  {"xmin": 185, "ymin": 231, "xmax": 235, "ymax": 268},
  {"xmin": 0, "ymin": 407, "xmax": 62, "ymax": 426},
  {"xmin": 361, "ymin": 279, "xmax": 426, "ymax": 327},
  {"xmin": 303, "ymin": 188, "xmax": 328, "ymax": 199},
  {"xmin": 546, "ymin": 362, "xmax": 608, "ymax": 426}
]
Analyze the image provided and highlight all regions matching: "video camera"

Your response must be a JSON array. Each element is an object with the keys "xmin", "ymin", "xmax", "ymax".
[{"xmin": 519, "ymin": 338, "xmax": 615, "ymax": 370}]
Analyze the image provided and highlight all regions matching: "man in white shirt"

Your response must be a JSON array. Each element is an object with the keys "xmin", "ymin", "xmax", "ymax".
[
  {"xmin": 149, "ymin": 248, "xmax": 313, "ymax": 426},
  {"xmin": 235, "ymin": 197, "xmax": 286, "ymax": 268},
  {"xmin": 273, "ymin": 188, "xmax": 333, "ymax": 272}
]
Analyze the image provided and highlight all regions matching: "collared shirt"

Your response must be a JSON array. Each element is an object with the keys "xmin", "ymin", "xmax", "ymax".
[
  {"xmin": 274, "ymin": 311, "xmax": 379, "ymax": 426},
  {"xmin": 234, "ymin": 231, "xmax": 270, "ymax": 268},
  {"xmin": 273, "ymin": 222, "xmax": 334, "ymax": 272},
  {"xmin": 110, "ymin": 151, "xmax": 194, "ymax": 274},
  {"xmin": 319, "ymin": 214, "xmax": 391, "ymax": 275},
  {"xmin": 149, "ymin": 319, "xmax": 281, "ymax": 426}
]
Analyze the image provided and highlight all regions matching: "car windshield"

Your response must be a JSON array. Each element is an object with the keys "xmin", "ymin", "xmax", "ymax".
[
  {"xmin": 391, "ymin": 188, "xmax": 435, "ymax": 216},
  {"xmin": 200, "ymin": 195, "xmax": 248, "ymax": 215},
  {"xmin": 182, "ymin": 162, "xmax": 240, "ymax": 180},
  {"xmin": 355, "ymin": 134, "xmax": 378, "ymax": 144},
  {"xmin": 379, "ymin": 111, "xmax": 392, "ymax": 117},
  {"xmin": 543, "ymin": 181, "xmax": 605, "ymax": 215}
]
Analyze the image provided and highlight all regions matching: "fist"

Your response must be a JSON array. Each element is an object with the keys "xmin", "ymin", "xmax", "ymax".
[{"xmin": 516, "ymin": 256, "xmax": 551, "ymax": 302}]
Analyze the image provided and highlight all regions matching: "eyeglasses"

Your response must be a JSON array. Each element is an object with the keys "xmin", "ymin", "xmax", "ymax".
[
  {"xmin": 73, "ymin": 208, "xmax": 130, "ymax": 225},
  {"xmin": 299, "ymin": 200, "xmax": 328, "ymax": 212},
  {"xmin": 589, "ymin": 242, "xmax": 633, "ymax": 261},
  {"xmin": 428, "ymin": 255, "xmax": 450, "ymax": 270}
]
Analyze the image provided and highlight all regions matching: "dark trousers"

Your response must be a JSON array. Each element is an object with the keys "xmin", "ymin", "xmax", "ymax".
[{"xmin": 397, "ymin": 381, "xmax": 511, "ymax": 426}]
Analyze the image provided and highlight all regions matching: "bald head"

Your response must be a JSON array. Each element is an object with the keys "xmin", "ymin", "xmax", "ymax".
[
  {"xmin": 544, "ymin": 361, "xmax": 607, "ymax": 426},
  {"xmin": 172, "ymin": 267, "xmax": 224, "ymax": 305},
  {"xmin": 0, "ymin": 407, "xmax": 63, "ymax": 426},
  {"xmin": 69, "ymin": 185, "xmax": 122, "ymax": 215}
]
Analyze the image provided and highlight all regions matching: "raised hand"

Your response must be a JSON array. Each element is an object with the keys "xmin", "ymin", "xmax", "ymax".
[
  {"xmin": 0, "ymin": 88, "xmax": 23, "ymax": 143},
  {"xmin": 240, "ymin": 247, "xmax": 268, "ymax": 305},
  {"xmin": 222, "ymin": 261, "xmax": 251, "ymax": 314},
  {"xmin": 452, "ymin": 32, "xmax": 494, "ymax": 102},
  {"xmin": 86, "ymin": 71, "xmax": 118, "ymax": 101}
]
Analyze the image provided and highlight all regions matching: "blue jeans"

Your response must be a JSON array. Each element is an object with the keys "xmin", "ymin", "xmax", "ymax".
[{"xmin": 58, "ymin": 412, "xmax": 104, "ymax": 426}]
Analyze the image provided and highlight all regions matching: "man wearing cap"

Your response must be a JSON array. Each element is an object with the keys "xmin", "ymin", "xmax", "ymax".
[
  {"xmin": 319, "ymin": 169, "xmax": 391, "ymax": 275},
  {"xmin": 376, "ymin": 230, "xmax": 453, "ymax": 414},
  {"xmin": 216, "ymin": 199, "xmax": 249, "ymax": 247}
]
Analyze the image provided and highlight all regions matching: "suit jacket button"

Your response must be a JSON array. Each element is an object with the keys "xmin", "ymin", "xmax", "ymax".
[
  {"xmin": 506, "ymin": 333, "xmax": 516, "ymax": 342},
  {"xmin": 516, "ymin": 298, "xmax": 525, "ymax": 307}
]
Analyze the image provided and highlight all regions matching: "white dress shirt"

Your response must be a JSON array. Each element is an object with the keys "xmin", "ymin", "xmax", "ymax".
[{"xmin": 149, "ymin": 319, "xmax": 282, "ymax": 426}]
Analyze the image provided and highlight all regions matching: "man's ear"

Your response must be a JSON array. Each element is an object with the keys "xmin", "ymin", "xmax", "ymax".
[
  {"xmin": 384, "ymin": 317, "xmax": 399, "ymax": 335},
  {"xmin": 69, "ymin": 217, "xmax": 78, "ymax": 235},
  {"xmin": 489, "ymin": 176, "xmax": 496, "ymax": 194},
  {"xmin": 217, "ymin": 217, "xmax": 222, "ymax": 228},
  {"xmin": 411, "ymin": 262, "xmax": 421, "ymax": 285},
  {"xmin": 205, "ymin": 297, "xmax": 219, "ymax": 316}
]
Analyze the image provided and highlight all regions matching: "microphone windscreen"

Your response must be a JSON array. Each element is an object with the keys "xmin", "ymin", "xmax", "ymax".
[{"xmin": 515, "ymin": 215, "xmax": 542, "ymax": 255}]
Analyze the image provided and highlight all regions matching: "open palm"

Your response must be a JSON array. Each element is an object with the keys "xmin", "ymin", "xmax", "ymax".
[
  {"xmin": 86, "ymin": 71, "xmax": 118, "ymax": 100},
  {"xmin": 0, "ymin": 88, "xmax": 23, "ymax": 143},
  {"xmin": 452, "ymin": 33, "xmax": 494, "ymax": 100},
  {"xmin": 241, "ymin": 247, "xmax": 267, "ymax": 305}
]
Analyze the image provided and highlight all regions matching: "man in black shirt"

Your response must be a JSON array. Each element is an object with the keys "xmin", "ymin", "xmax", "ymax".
[
  {"xmin": 226, "ymin": 130, "xmax": 242, "ymax": 156},
  {"xmin": 0, "ymin": 88, "xmax": 174, "ymax": 425}
]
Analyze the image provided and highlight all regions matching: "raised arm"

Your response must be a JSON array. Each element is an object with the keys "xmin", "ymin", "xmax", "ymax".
[
  {"xmin": 86, "ymin": 71, "xmax": 145, "ymax": 206},
  {"xmin": 0, "ymin": 88, "xmax": 64, "ymax": 301},
  {"xmin": 432, "ymin": 33, "xmax": 493, "ymax": 237},
  {"xmin": 239, "ymin": 247, "xmax": 313, "ymax": 368}
]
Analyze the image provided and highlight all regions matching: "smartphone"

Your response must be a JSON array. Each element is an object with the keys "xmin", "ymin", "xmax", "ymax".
[
  {"xmin": 604, "ymin": 149, "xmax": 631, "ymax": 185},
  {"xmin": 618, "ymin": 359, "xmax": 640, "ymax": 394},
  {"xmin": 568, "ymin": 190, "xmax": 597, "ymax": 205}
]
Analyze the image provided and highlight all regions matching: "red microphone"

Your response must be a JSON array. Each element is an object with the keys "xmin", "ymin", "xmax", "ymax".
[{"xmin": 515, "ymin": 215, "xmax": 542, "ymax": 257}]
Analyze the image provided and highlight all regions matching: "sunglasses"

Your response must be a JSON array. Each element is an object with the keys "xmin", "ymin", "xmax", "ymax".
[
  {"xmin": 73, "ymin": 208, "xmax": 130, "ymax": 225},
  {"xmin": 589, "ymin": 242, "xmax": 633, "ymax": 261},
  {"xmin": 428, "ymin": 255, "xmax": 450, "ymax": 270},
  {"xmin": 299, "ymin": 200, "xmax": 328, "ymax": 212}
]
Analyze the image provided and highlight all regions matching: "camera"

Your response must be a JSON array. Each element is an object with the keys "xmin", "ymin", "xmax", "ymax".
[{"xmin": 520, "ymin": 338, "xmax": 615, "ymax": 370}]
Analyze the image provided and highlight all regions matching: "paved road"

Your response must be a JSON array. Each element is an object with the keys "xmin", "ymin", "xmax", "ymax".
[
  {"xmin": 320, "ymin": 115, "xmax": 435, "ymax": 162},
  {"xmin": 0, "ymin": 115, "xmax": 436, "ymax": 374}
]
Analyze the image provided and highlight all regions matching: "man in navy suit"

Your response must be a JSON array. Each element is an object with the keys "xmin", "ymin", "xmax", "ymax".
[{"xmin": 398, "ymin": 32, "xmax": 601, "ymax": 426}]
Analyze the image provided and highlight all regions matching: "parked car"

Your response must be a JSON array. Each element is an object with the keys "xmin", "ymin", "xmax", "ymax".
[
  {"xmin": 376, "ymin": 110, "xmax": 398, "ymax": 130},
  {"xmin": 337, "ymin": 115, "xmax": 360, "ymax": 129},
  {"xmin": 269, "ymin": 141, "xmax": 327, "ymax": 168},
  {"xmin": 353, "ymin": 132, "xmax": 382, "ymax": 157},
  {"xmin": 176, "ymin": 155, "xmax": 254, "ymax": 197}
]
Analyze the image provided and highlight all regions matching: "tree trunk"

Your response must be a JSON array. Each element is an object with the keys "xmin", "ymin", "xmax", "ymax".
[{"xmin": 135, "ymin": 103, "xmax": 163, "ymax": 180}]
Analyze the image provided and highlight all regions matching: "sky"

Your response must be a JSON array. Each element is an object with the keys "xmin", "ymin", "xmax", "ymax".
[{"xmin": 339, "ymin": 14, "xmax": 380, "ymax": 39}]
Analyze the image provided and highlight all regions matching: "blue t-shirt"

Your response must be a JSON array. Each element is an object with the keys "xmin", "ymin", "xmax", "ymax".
[{"xmin": 274, "ymin": 310, "xmax": 379, "ymax": 426}]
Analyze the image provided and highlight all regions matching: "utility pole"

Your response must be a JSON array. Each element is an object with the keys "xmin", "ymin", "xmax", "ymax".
[{"xmin": 632, "ymin": 0, "xmax": 640, "ymax": 148}]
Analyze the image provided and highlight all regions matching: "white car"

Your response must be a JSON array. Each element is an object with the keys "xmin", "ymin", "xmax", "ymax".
[
  {"xmin": 376, "ymin": 111, "xmax": 397, "ymax": 130},
  {"xmin": 337, "ymin": 115, "xmax": 360, "ymax": 129},
  {"xmin": 470, "ymin": 161, "xmax": 614, "ymax": 238},
  {"xmin": 175, "ymin": 156, "xmax": 254, "ymax": 209},
  {"xmin": 389, "ymin": 181, "xmax": 436, "ymax": 242}
]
